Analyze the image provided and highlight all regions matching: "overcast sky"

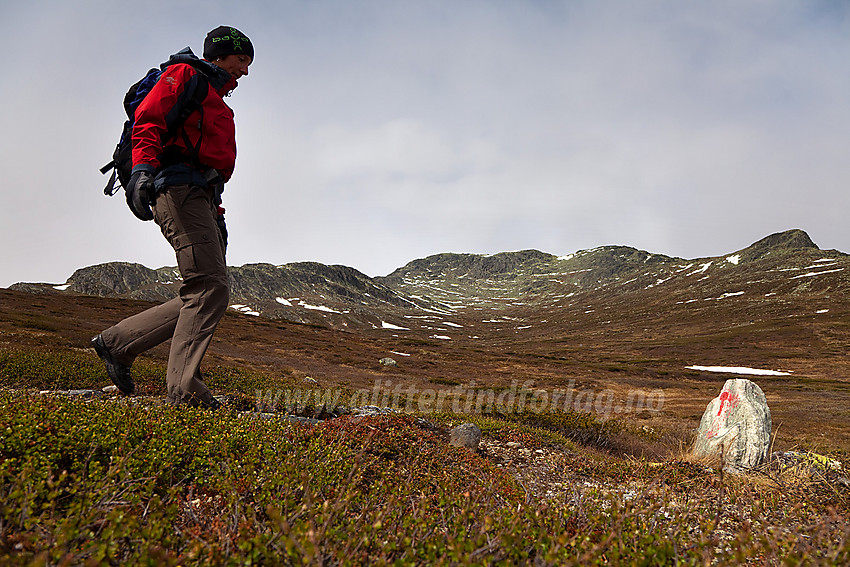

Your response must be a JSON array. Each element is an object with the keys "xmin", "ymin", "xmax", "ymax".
[{"xmin": 1, "ymin": 0, "xmax": 848, "ymax": 287}]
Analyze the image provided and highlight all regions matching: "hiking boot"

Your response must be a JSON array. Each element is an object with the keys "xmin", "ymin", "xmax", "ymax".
[{"xmin": 91, "ymin": 334, "xmax": 135, "ymax": 395}]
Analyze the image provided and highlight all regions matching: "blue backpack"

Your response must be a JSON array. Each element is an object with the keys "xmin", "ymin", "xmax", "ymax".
[{"xmin": 100, "ymin": 63, "xmax": 208, "ymax": 196}]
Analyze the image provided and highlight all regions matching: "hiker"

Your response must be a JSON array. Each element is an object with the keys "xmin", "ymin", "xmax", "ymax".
[{"xmin": 92, "ymin": 26, "xmax": 253, "ymax": 409}]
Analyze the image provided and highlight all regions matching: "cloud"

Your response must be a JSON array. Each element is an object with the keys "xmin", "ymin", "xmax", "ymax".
[{"xmin": 1, "ymin": 0, "xmax": 849, "ymax": 285}]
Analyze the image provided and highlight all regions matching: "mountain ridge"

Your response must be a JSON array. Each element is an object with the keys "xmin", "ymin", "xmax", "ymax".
[{"xmin": 9, "ymin": 229, "xmax": 846, "ymax": 331}]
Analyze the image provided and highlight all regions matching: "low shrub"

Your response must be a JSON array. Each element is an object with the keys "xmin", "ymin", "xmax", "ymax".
[
  {"xmin": 2, "ymin": 391, "xmax": 849, "ymax": 564},
  {"xmin": 0, "ymin": 348, "xmax": 116, "ymax": 391},
  {"xmin": 2, "ymin": 346, "xmax": 850, "ymax": 565}
]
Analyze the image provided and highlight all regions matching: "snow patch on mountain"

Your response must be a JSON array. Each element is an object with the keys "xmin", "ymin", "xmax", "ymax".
[{"xmin": 230, "ymin": 304, "xmax": 260, "ymax": 316}]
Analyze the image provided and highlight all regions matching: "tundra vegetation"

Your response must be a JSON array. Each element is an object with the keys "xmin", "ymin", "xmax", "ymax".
[
  {"xmin": 3, "ymin": 229, "xmax": 850, "ymax": 564},
  {"xmin": 1, "ymin": 345, "xmax": 849, "ymax": 565}
]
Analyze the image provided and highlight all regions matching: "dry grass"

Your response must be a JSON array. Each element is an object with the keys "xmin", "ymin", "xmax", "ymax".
[{"xmin": 3, "ymin": 285, "xmax": 850, "ymax": 563}]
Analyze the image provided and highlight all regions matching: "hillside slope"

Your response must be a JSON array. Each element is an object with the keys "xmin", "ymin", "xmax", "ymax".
[
  {"xmin": 12, "ymin": 229, "xmax": 847, "ymax": 336},
  {"xmin": 3, "ymin": 229, "xmax": 850, "ymax": 452}
]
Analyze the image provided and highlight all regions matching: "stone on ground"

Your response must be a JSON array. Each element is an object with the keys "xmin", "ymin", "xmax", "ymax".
[
  {"xmin": 692, "ymin": 378, "xmax": 771, "ymax": 472},
  {"xmin": 450, "ymin": 423, "xmax": 481, "ymax": 449}
]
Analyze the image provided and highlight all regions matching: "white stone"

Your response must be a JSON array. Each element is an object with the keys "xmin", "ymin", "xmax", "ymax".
[{"xmin": 692, "ymin": 378, "xmax": 771, "ymax": 472}]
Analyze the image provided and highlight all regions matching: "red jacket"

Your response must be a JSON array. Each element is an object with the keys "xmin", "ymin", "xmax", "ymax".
[{"xmin": 132, "ymin": 60, "xmax": 239, "ymax": 187}]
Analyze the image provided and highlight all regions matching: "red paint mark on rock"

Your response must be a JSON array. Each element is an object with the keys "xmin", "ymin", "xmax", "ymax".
[{"xmin": 706, "ymin": 389, "xmax": 740, "ymax": 438}]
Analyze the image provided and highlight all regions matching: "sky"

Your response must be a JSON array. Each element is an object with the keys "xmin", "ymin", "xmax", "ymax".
[{"xmin": 1, "ymin": 0, "xmax": 848, "ymax": 287}]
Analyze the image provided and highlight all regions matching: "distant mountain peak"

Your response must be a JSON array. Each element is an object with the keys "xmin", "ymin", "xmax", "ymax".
[
  {"xmin": 383, "ymin": 249, "xmax": 556, "ymax": 281},
  {"xmin": 738, "ymin": 229, "xmax": 818, "ymax": 262},
  {"xmin": 9, "ymin": 229, "xmax": 846, "ymax": 332},
  {"xmin": 751, "ymin": 229, "xmax": 817, "ymax": 250}
]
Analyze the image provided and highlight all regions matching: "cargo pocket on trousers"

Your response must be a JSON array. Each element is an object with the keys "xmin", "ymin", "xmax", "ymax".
[{"xmin": 172, "ymin": 231, "xmax": 224, "ymax": 282}]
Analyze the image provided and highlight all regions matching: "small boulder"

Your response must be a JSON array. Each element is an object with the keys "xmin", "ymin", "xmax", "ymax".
[
  {"xmin": 449, "ymin": 423, "xmax": 481, "ymax": 450},
  {"xmin": 351, "ymin": 406, "xmax": 396, "ymax": 417},
  {"xmin": 68, "ymin": 389, "xmax": 103, "ymax": 399},
  {"xmin": 379, "ymin": 357, "xmax": 398, "ymax": 367},
  {"xmin": 692, "ymin": 378, "xmax": 771, "ymax": 472},
  {"xmin": 772, "ymin": 451, "xmax": 842, "ymax": 471}
]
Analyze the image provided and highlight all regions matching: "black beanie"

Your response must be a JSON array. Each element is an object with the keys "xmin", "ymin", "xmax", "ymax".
[{"xmin": 204, "ymin": 26, "xmax": 254, "ymax": 61}]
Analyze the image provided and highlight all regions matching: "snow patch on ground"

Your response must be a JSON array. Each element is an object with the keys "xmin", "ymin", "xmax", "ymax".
[
  {"xmin": 381, "ymin": 321, "xmax": 409, "ymax": 330},
  {"xmin": 687, "ymin": 262, "xmax": 712, "ymax": 276},
  {"xmin": 299, "ymin": 301, "xmax": 342, "ymax": 313},
  {"xmin": 803, "ymin": 262, "xmax": 839, "ymax": 269},
  {"xmin": 726, "ymin": 254, "xmax": 740, "ymax": 265},
  {"xmin": 705, "ymin": 291, "xmax": 744, "ymax": 301},
  {"xmin": 790, "ymin": 268, "xmax": 844, "ymax": 279},
  {"xmin": 53, "ymin": 284, "xmax": 71, "ymax": 291},
  {"xmin": 229, "ymin": 304, "xmax": 260, "ymax": 316},
  {"xmin": 719, "ymin": 291, "xmax": 744, "ymax": 300},
  {"xmin": 686, "ymin": 365, "xmax": 792, "ymax": 376},
  {"xmin": 275, "ymin": 297, "xmax": 292, "ymax": 306}
]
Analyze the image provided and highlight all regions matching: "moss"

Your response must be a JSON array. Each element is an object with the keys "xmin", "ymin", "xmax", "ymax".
[{"xmin": 1, "ymin": 350, "xmax": 850, "ymax": 564}]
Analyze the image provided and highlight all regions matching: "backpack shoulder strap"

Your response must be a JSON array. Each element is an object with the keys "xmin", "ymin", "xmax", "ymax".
[
  {"xmin": 177, "ymin": 73, "xmax": 210, "ymax": 170},
  {"xmin": 171, "ymin": 72, "xmax": 209, "ymax": 132}
]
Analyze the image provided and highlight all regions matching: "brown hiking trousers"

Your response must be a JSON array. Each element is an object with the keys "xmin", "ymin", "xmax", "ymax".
[{"xmin": 100, "ymin": 184, "xmax": 228, "ymax": 407}]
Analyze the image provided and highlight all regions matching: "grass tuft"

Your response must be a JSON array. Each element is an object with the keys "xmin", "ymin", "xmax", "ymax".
[{"xmin": 1, "ymin": 348, "xmax": 850, "ymax": 564}]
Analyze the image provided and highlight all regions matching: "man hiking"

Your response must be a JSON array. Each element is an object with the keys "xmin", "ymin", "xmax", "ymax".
[{"xmin": 92, "ymin": 26, "xmax": 253, "ymax": 409}]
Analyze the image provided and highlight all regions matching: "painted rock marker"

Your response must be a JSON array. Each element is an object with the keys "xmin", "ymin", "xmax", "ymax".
[{"xmin": 692, "ymin": 378, "xmax": 772, "ymax": 472}]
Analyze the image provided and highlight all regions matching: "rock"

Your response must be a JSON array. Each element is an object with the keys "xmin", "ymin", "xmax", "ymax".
[
  {"xmin": 303, "ymin": 376, "xmax": 319, "ymax": 385},
  {"xmin": 772, "ymin": 451, "xmax": 842, "ymax": 471},
  {"xmin": 283, "ymin": 415, "xmax": 322, "ymax": 425},
  {"xmin": 692, "ymin": 378, "xmax": 771, "ymax": 472},
  {"xmin": 247, "ymin": 412, "xmax": 321, "ymax": 425},
  {"xmin": 449, "ymin": 423, "xmax": 481, "ymax": 449},
  {"xmin": 68, "ymin": 389, "xmax": 103, "ymax": 399},
  {"xmin": 351, "ymin": 406, "xmax": 397, "ymax": 417},
  {"xmin": 415, "ymin": 417, "xmax": 438, "ymax": 431},
  {"xmin": 39, "ymin": 389, "xmax": 103, "ymax": 399},
  {"xmin": 506, "ymin": 441, "xmax": 522, "ymax": 449},
  {"xmin": 102, "ymin": 385, "xmax": 119, "ymax": 393},
  {"xmin": 379, "ymin": 357, "xmax": 398, "ymax": 367}
]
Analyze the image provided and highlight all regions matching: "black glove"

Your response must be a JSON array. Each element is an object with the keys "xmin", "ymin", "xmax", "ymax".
[
  {"xmin": 216, "ymin": 214, "xmax": 228, "ymax": 251},
  {"xmin": 126, "ymin": 170, "xmax": 154, "ymax": 221}
]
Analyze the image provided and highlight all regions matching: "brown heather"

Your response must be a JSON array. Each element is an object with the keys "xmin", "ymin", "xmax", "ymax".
[{"xmin": 2, "ymin": 229, "xmax": 850, "ymax": 564}]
